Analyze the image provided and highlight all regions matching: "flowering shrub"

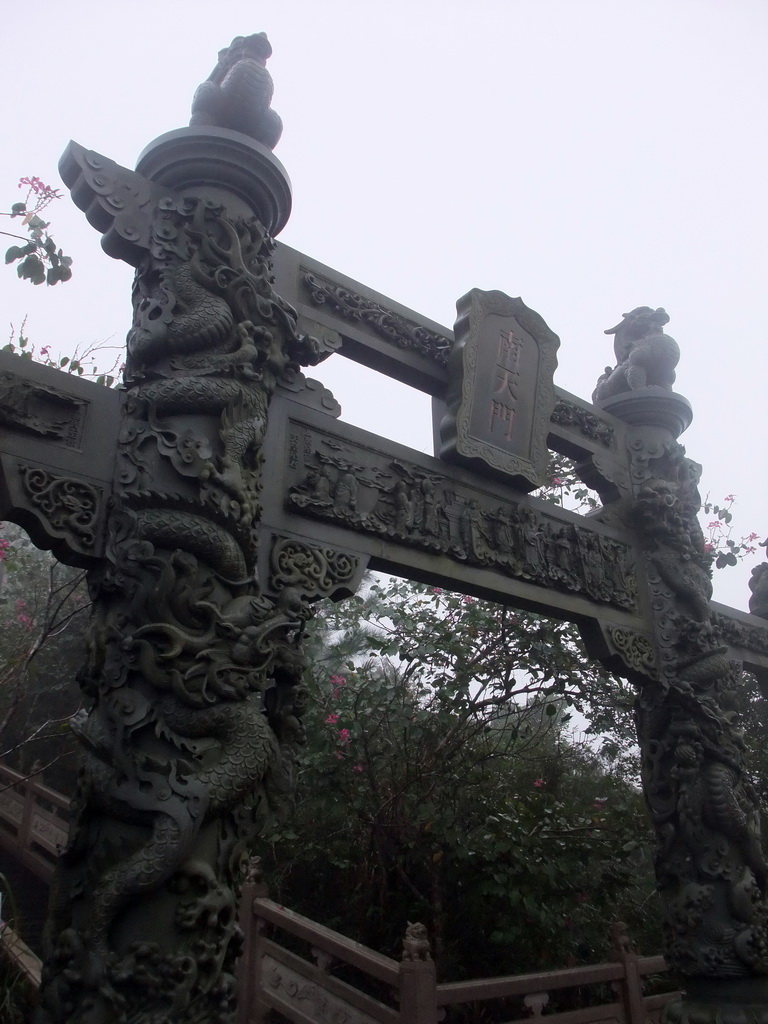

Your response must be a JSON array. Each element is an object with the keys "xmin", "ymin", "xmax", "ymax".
[
  {"xmin": 3, "ymin": 176, "xmax": 72, "ymax": 286},
  {"xmin": 262, "ymin": 577, "xmax": 658, "ymax": 974},
  {"xmin": 702, "ymin": 493, "xmax": 761, "ymax": 568}
]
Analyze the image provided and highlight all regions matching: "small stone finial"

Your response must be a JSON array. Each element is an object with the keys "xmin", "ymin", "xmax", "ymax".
[
  {"xmin": 749, "ymin": 557, "xmax": 768, "ymax": 619},
  {"xmin": 592, "ymin": 306, "xmax": 680, "ymax": 403},
  {"xmin": 190, "ymin": 32, "xmax": 283, "ymax": 149},
  {"xmin": 401, "ymin": 921, "xmax": 432, "ymax": 961},
  {"xmin": 609, "ymin": 920, "xmax": 636, "ymax": 959}
]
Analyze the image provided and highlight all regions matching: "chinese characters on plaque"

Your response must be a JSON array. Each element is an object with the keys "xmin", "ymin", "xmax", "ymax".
[{"xmin": 438, "ymin": 289, "xmax": 560, "ymax": 491}]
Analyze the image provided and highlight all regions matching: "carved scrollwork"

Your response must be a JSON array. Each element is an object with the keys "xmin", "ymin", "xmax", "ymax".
[
  {"xmin": 270, "ymin": 536, "xmax": 361, "ymax": 599},
  {"xmin": 262, "ymin": 955, "xmax": 381, "ymax": 1024},
  {"xmin": 607, "ymin": 627, "xmax": 657, "ymax": 674},
  {"xmin": 302, "ymin": 270, "xmax": 452, "ymax": 366},
  {"xmin": 20, "ymin": 465, "xmax": 99, "ymax": 548},
  {"xmin": 713, "ymin": 611, "xmax": 768, "ymax": 657},
  {"xmin": 551, "ymin": 398, "xmax": 614, "ymax": 447}
]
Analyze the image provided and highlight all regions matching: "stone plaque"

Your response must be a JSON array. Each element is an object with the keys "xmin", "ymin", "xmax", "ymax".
[{"xmin": 439, "ymin": 289, "xmax": 560, "ymax": 489}]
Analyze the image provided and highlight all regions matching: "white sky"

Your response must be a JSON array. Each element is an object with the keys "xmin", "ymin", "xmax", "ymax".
[{"xmin": 1, "ymin": 0, "xmax": 765, "ymax": 611}]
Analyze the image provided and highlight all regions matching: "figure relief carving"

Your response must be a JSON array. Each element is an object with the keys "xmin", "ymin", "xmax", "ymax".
[
  {"xmin": 0, "ymin": 371, "xmax": 86, "ymax": 446},
  {"xmin": 288, "ymin": 428, "xmax": 637, "ymax": 612}
]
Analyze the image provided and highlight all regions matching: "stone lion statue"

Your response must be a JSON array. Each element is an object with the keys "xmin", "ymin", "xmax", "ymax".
[
  {"xmin": 190, "ymin": 32, "xmax": 283, "ymax": 149},
  {"xmin": 402, "ymin": 921, "xmax": 432, "ymax": 961},
  {"xmin": 592, "ymin": 306, "xmax": 680, "ymax": 402}
]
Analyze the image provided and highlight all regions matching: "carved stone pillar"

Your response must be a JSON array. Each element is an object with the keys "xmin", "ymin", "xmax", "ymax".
[
  {"xmin": 35, "ymin": 37, "xmax": 333, "ymax": 1024},
  {"xmin": 594, "ymin": 311, "xmax": 768, "ymax": 1023}
]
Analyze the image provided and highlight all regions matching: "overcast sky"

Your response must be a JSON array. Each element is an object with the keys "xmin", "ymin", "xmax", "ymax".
[{"xmin": 1, "ymin": 0, "xmax": 765, "ymax": 611}]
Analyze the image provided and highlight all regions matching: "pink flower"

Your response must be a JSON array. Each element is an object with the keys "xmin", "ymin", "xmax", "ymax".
[
  {"xmin": 748, "ymin": 533, "xmax": 760, "ymax": 542},
  {"xmin": 462, "ymin": 595, "xmax": 475, "ymax": 604},
  {"xmin": 431, "ymin": 587, "xmax": 443, "ymax": 594},
  {"xmin": 724, "ymin": 494, "xmax": 735, "ymax": 503},
  {"xmin": 707, "ymin": 521, "xmax": 722, "ymax": 530},
  {"xmin": 704, "ymin": 543, "xmax": 714, "ymax": 552},
  {"xmin": 325, "ymin": 713, "xmax": 340, "ymax": 725},
  {"xmin": 335, "ymin": 751, "xmax": 344, "ymax": 760},
  {"xmin": 18, "ymin": 175, "xmax": 55, "ymax": 196},
  {"xmin": 338, "ymin": 728, "xmax": 351, "ymax": 746},
  {"xmin": 552, "ymin": 476, "xmax": 563, "ymax": 485},
  {"xmin": 330, "ymin": 673, "xmax": 347, "ymax": 699},
  {"xmin": 39, "ymin": 346, "xmax": 50, "ymax": 356},
  {"xmin": 353, "ymin": 764, "xmax": 364, "ymax": 773},
  {"xmin": 533, "ymin": 779, "xmax": 545, "ymax": 788}
]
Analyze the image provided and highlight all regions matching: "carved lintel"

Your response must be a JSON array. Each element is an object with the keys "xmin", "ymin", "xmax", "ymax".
[{"xmin": 282, "ymin": 416, "xmax": 638, "ymax": 617}]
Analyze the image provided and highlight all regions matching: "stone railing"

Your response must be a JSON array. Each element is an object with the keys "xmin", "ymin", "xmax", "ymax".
[
  {"xmin": 237, "ymin": 876, "xmax": 678, "ymax": 1024},
  {"xmin": 0, "ymin": 762, "xmax": 71, "ymax": 881},
  {"xmin": 0, "ymin": 765, "xmax": 678, "ymax": 1024}
]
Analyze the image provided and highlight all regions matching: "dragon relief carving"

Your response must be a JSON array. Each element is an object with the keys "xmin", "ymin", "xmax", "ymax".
[
  {"xmin": 626, "ymin": 432, "xmax": 768, "ymax": 980},
  {"xmin": 38, "ymin": 79, "xmax": 340, "ymax": 1024}
]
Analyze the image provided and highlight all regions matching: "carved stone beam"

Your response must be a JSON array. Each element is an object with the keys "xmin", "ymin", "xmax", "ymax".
[
  {"xmin": 260, "ymin": 385, "xmax": 651, "ymax": 683},
  {"xmin": 0, "ymin": 351, "xmax": 120, "ymax": 566},
  {"xmin": 271, "ymin": 242, "xmax": 629, "ymax": 479}
]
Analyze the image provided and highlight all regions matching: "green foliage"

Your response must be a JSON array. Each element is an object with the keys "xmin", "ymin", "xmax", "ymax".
[
  {"xmin": 0, "ymin": 523, "xmax": 87, "ymax": 784},
  {"xmin": 2, "ymin": 177, "xmax": 72, "ymax": 287},
  {"xmin": 262, "ymin": 578, "xmax": 659, "ymax": 976},
  {"xmin": 2, "ymin": 319, "xmax": 123, "ymax": 386},
  {"xmin": 701, "ymin": 493, "xmax": 761, "ymax": 569}
]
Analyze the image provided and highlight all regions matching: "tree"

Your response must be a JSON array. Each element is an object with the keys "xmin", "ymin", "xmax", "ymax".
[
  {"xmin": 261, "ymin": 577, "xmax": 659, "ymax": 977},
  {"xmin": 0, "ymin": 523, "xmax": 88, "ymax": 788}
]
